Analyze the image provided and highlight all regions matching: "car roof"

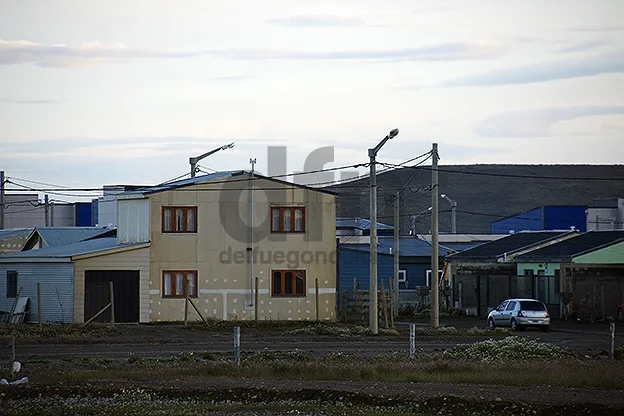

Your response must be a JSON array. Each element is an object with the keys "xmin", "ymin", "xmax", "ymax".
[{"xmin": 502, "ymin": 298, "xmax": 545, "ymax": 303}]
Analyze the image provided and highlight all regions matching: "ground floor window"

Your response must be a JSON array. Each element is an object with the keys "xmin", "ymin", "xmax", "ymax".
[
  {"xmin": 162, "ymin": 270, "xmax": 197, "ymax": 298},
  {"xmin": 6, "ymin": 271, "xmax": 17, "ymax": 298},
  {"xmin": 271, "ymin": 270, "xmax": 306, "ymax": 297}
]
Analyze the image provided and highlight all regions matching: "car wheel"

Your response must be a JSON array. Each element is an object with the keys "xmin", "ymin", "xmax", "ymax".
[
  {"xmin": 488, "ymin": 318, "xmax": 496, "ymax": 330},
  {"xmin": 618, "ymin": 309, "xmax": 624, "ymax": 323},
  {"xmin": 510, "ymin": 318, "xmax": 518, "ymax": 331},
  {"xmin": 540, "ymin": 325, "xmax": 550, "ymax": 333}
]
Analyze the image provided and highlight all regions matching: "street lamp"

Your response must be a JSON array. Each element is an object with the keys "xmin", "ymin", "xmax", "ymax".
[
  {"xmin": 440, "ymin": 194, "xmax": 457, "ymax": 234},
  {"xmin": 189, "ymin": 142, "xmax": 235, "ymax": 178},
  {"xmin": 369, "ymin": 128, "xmax": 399, "ymax": 334}
]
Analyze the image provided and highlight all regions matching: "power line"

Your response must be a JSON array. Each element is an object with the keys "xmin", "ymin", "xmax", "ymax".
[
  {"xmin": 6, "ymin": 176, "xmax": 73, "ymax": 189},
  {"xmin": 378, "ymin": 163, "xmax": 624, "ymax": 181}
]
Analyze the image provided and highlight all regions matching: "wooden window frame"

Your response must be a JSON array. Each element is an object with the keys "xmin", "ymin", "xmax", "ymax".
[
  {"xmin": 161, "ymin": 206, "xmax": 198, "ymax": 233},
  {"xmin": 6, "ymin": 271, "xmax": 17, "ymax": 298},
  {"xmin": 270, "ymin": 206, "xmax": 306, "ymax": 233},
  {"xmin": 271, "ymin": 269, "xmax": 306, "ymax": 297},
  {"xmin": 162, "ymin": 270, "xmax": 198, "ymax": 298}
]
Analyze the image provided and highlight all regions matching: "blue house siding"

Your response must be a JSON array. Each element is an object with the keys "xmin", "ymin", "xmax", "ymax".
[
  {"xmin": 0, "ymin": 262, "xmax": 75, "ymax": 323},
  {"xmin": 400, "ymin": 262, "xmax": 430, "ymax": 288},
  {"xmin": 543, "ymin": 206, "xmax": 587, "ymax": 232},
  {"xmin": 338, "ymin": 247, "xmax": 393, "ymax": 307},
  {"xmin": 491, "ymin": 207, "xmax": 542, "ymax": 234}
]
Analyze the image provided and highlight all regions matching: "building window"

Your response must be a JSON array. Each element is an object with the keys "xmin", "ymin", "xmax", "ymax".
[
  {"xmin": 271, "ymin": 207, "xmax": 305, "ymax": 233},
  {"xmin": 162, "ymin": 206, "xmax": 197, "ymax": 233},
  {"xmin": 271, "ymin": 270, "xmax": 306, "ymax": 297},
  {"xmin": 162, "ymin": 271, "xmax": 198, "ymax": 298},
  {"xmin": 398, "ymin": 270, "xmax": 407, "ymax": 283},
  {"xmin": 6, "ymin": 271, "xmax": 17, "ymax": 298}
]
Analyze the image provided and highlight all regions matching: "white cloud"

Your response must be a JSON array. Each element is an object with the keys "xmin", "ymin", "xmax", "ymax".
[
  {"xmin": 439, "ymin": 53, "xmax": 624, "ymax": 87},
  {"xmin": 265, "ymin": 14, "xmax": 365, "ymax": 27},
  {"xmin": 475, "ymin": 106, "xmax": 624, "ymax": 138},
  {"xmin": 0, "ymin": 38, "xmax": 507, "ymax": 68}
]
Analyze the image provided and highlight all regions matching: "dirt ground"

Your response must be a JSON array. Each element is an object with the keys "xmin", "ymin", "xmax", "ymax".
[{"xmin": 2, "ymin": 319, "xmax": 623, "ymax": 415}]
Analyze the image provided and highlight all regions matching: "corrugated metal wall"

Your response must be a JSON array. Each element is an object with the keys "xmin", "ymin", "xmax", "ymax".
[
  {"xmin": 544, "ymin": 206, "xmax": 587, "ymax": 232},
  {"xmin": 118, "ymin": 199, "xmax": 150, "ymax": 243},
  {"xmin": 490, "ymin": 207, "xmax": 543, "ymax": 234},
  {"xmin": 0, "ymin": 262, "xmax": 75, "ymax": 323}
]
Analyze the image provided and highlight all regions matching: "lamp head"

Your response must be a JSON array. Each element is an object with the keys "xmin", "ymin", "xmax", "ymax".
[
  {"xmin": 388, "ymin": 128, "xmax": 399, "ymax": 139},
  {"xmin": 441, "ymin": 194, "xmax": 446, "ymax": 199},
  {"xmin": 222, "ymin": 142, "xmax": 235, "ymax": 150}
]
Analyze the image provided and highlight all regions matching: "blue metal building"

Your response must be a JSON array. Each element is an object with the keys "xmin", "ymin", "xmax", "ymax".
[{"xmin": 490, "ymin": 206, "xmax": 587, "ymax": 234}]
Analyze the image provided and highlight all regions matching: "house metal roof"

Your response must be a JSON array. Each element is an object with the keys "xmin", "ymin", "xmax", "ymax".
[
  {"xmin": 35, "ymin": 227, "xmax": 113, "ymax": 248},
  {"xmin": 340, "ymin": 237, "xmax": 452, "ymax": 257},
  {"xmin": 120, "ymin": 170, "xmax": 338, "ymax": 197},
  {"xmin": 514, "ymin": 230, "xmax": 624, "ymax": 262},
  {"xmin": 336, "ymin": 217, "xmax": 394, "ymax": 231},
  {"xmin": 0, "ymin": 237, "xmax": 146, "ymax": 261},
  {"xmin": 0, "ymin": 228, "xmax": 34, "ymax": 253},
  {"xmin": 447, "ymin": 231, "xmax": 575, "ymax": 261}
]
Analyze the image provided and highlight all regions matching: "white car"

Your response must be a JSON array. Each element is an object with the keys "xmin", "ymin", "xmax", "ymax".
[{"xmin": 487, "ymin": 298, "xmax": 550, "ymax": 332}]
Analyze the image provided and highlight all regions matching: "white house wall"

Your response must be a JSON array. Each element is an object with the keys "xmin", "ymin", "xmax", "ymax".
[{"xmin": 117, "ymin": 198, "xmax": 150, "ymax": 243}]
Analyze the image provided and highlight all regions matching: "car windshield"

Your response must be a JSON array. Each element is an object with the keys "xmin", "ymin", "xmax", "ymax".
[{"xmin": 520, "ymin": 301, "xmax": 546, "ymax": 311}]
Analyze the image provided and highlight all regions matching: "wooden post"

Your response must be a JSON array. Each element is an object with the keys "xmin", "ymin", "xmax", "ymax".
[
  {"xmin": 409, "ymin": 324, "xmax": 416, "ymax": 359},
  {"xmin": 109, "ymin": 281, "xmax": 115, "ymax": 328},
  {"xmin": 254, "ymin": 277, "xmax": 259, "ymax": 321},
  {"xmin": 601, "ymin": 286, "xmax": 605, "ymax": 319},
  {"xmin": 315, "ymin": 278, "xmax": 320, "ymax": 321},
  {"xmin": 609, "ymin": 323, "xmax": 615, "ymax": 360},
  {"xmin": 389, "ymin": 278, "xmax": 394, "ymax": 328},
  {"xmin": 381, "ymin": 280, "xmax": 388, "ymax": 328},
  {"xmin": 9, "ymin": 335, "xmax": 16, "ymax": 379},
  {"xmin": 184, "ymin": 292, "xmax": 189, "ymax": 327},
  {"xmin": 341, "ymin": 291, "xmax": 348, "ymax": 322},
  {"xmin": 37, "ymin": 282, "xmax": 42, "ymax": 328},
  {"xmin": 233, "ymin": 326, "xmax": 241, "ymax": 366}
]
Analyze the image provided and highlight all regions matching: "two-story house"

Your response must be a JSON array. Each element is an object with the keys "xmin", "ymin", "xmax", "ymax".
[{"xmin": 116, "ymin": 170, "xmax": 338, "ymax": 322}]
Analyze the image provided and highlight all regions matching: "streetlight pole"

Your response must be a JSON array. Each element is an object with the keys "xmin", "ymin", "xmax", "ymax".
[
  {"xmin": 441, "ymin": 194, "xmax": 457, "ymax": 234},
  {"xmin": 369, "ymin": 128, "xmax": 399, "ymax": 335},
  {"xmin": 189, "ymin": 142, "xmax": 235, "ymax": 178}
]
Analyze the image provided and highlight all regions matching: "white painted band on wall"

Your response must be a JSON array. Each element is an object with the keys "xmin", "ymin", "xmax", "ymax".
[
  {"xmin": 308, "ymin": 288, "xmax": 336, "ymax": 294},
  {"xmin": 149, "ymin": 289, "xmax": 160, "ymax": 295},
  {"xmin": 200, "ymin": 289, "xmax": 270, "ymax": 295}
]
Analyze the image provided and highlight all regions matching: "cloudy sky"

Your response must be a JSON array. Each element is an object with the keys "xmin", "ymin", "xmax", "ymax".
[{"xmin": 1, "ymin": 0, "xmax": 623, "ymax": 198}]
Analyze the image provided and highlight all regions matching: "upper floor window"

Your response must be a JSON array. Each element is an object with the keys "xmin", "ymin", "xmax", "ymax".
[
  {"xmin": 162, "ymin": 206, "xmax": 197, "ymax": 233},
  {"xmin": 162, "ymin": 270, "xmax": 197, "ymax": 298},
  {"xmin": 271, "ymin": 207, "xmax": 305, "ymax": 233}
]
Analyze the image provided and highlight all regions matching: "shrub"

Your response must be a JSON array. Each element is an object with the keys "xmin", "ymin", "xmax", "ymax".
[{"xmin": 452, "ymin": 336, "xmax": 573, "ymax": 361}]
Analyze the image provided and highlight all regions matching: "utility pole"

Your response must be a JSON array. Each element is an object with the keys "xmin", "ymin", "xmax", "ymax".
[
  {"xmin": 369, "ymin": 128, "xmax": 399, "ymax": 335},
  {"xmin": 0, "ymin": 170, "xmax": 5, "ymax": 229},
  {"xmin": 44, "ymin": 194, "xmax": 50, "ymax": 227},
  {"xmin": 431, "ymin": 143, "xmax": 439, "ymax": 329},
  {"xmin": 249, "ymin": 158, "xmax": 256, "ymax": 308},
  {"xmin": 394, "ymin": 190, "xmax": 400, "ymax": 317}
]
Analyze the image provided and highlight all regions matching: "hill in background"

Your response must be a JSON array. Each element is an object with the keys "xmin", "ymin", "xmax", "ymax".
[{"xmin": 326, "ymin": 165, "xmax": 624, "ymax": 234}]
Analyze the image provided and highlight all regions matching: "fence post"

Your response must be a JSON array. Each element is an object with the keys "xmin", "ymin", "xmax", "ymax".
[
  {"xmin": 233, "ymin": 326, "xmax": 241, "ymax": 366},
  {"xmin": 9, "ymin": 335, "xmax": 16, "ymax": 379},
  {"xmin": 609, "ymin": 323, "xmax": 615, "ymax": 360},
  {"xmin": 109, "ymin": 281, "xmax": 115, "ymax": 328},
  {"xmin": 184, "ymin": 292, "xmax": 189, "ymax": 327},
  {"xmin": 315, "ymin": 278, "xmax": 320, "ymax": 321},
  {"xmin": 409, "ymin": 324, "xmax": 416, "ymax": 359},
  {"xmin": 37, "ymin": 282, "xmax": 42, "ymax": 328},
  {"xmin": 389, "ymin": 278, "xmax": 394, "ymax": 328},
  {"xmin": 254, "ymin": 277, "xmax": 259, "ymax": 321},
  {"xmin": 341, "ymin": 291, "xmax": 348, "ymax": 322},
  {"xmin": 381, "ymin": 281, "xmax": 388, "ymax": 329}
]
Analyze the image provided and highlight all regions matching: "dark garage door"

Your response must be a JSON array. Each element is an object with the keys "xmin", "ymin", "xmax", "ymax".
[{"xmin": 84, "ymin": 270, "xmax": 140, "ymax": 323}]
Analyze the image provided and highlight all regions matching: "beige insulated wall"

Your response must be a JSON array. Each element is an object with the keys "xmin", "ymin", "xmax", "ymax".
[
  {"xmin": 73, "ymin": 246, "xmax": 150, "ymax": 323},
  {"xmin": 148, "ymin": 175, "xmax": 337, "ymax": 322}
]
